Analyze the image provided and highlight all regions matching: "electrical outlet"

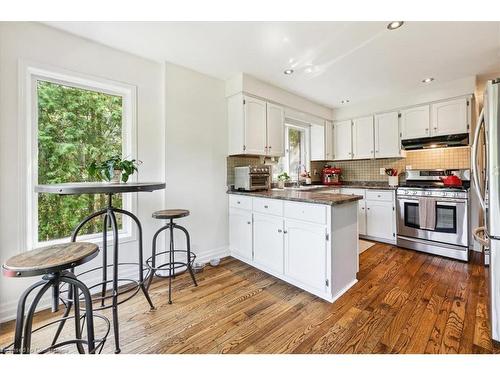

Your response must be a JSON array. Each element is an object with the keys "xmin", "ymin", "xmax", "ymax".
[
  {"xmin": 380, "ymin": 168, "xmax": 386, "ymax": 176},
  {"xmin": 406, "ymin": 165, "xmax": 412, "ymax": 170}
]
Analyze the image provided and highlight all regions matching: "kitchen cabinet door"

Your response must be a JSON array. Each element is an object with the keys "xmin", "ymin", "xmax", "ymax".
[
  {"xmin": 375, "ymin": 112, "xmax": 401, "ymax": 158},
  {"xmin": 284, "ymin": 219, "xmax": 327, "ymax": 292},
  {"xmin": 229, "ymin": 207, "xmax": 253, "ymax": 261},
  {"xmin": 352, "ymin": 116, "xmax": 374, "ymax": 160},
  {"xmin": 341, "ymin": 188, "xmax": 367, "ymax": 236},
  {"xmin": 266, "ymin": 102, "xmax": 285, "ymax": 156},
  {"xmin": 400, "ymin": 105, "xmax": 430, "ymax": 140},
  {"xmin": 358, "ymin": 200, "xmax": 367, "ymax": 236},
  {"xmin": 253, "ymin": 213, "xmax": 284, "ymax": 274},
  {"xmin": 333, "ymin": 120, "xmax": 353, "ymax": 160},
  {"xmin": 431, "ymin": 97, "xmax": 469, "ymax": 136},
  {"xmin": 366, "ymin": 200, "xmax": 394, "ymax": 240},
  {"xmin": 244, "ymin": 96, "xmax": 267, "ymax": 155},
  {"xmin": 325, "ymin": 121, "xmax": 334, "ymax": 160},
  {"xmin": 310, "ymin": 123, "xmax": 325, "ymax": 161}
]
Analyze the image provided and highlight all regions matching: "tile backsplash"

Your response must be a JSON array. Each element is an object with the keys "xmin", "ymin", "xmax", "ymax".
[
  {"xmin": 311, "ymin": 146, "xmax": 470, "ymax": 182},
  {"xmin": 227, "ymin": 146, "xmax": 470, "ymax": 185}
]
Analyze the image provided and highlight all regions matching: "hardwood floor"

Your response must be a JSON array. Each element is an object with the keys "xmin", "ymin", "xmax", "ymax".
[{"xmin": 1, "ymin": 243, "xmax": 498, "ymax": 354}]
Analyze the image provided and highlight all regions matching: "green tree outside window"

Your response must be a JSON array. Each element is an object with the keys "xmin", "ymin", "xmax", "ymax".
[{"xmin": 37, "ymin": 80, "xmax": 124, "ymax": 242}]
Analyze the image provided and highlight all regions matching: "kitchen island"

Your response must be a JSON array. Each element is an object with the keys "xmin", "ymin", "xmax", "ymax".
[{"xmin": 227, "ymin": 188, "xmax": 363, "ymax": 303}]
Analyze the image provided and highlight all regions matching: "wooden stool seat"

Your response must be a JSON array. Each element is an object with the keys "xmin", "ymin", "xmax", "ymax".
[
  {"xmin": 152, "ymin": 209, "xmax": 190, "ymax": 220},
  {"xmin": 2, "ymin": 242, "xmax": 99, "ymax": 278}
]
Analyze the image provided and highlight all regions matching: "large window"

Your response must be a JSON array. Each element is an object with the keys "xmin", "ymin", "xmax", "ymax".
[
  {"xmin": 24, "ymin": 64, "xmax": 136, "ymax": 248},
  {"xmin": 277, "ymin": 122, "xmax": 310, "ymax": 180}
]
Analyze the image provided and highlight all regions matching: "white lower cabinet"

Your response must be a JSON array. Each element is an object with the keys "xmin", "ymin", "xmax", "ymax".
[
  {"xmin": 228, "ymin": 196, "xmax": 359, "ymax": 303},
  {"xmin": 229, "ymin": 207, "xmax": 253, "ymax": 261},
  {"xmin": 341, "ymin": 188, "xmax": 396, "ymax": 243},
  {"xmin": 253, "ymin": 213, "xmax": 284, "ymax": 274},
  {"xmin": 365, "ymin": 200, "xmax": 395, "ymax": 241},
  {"xmin": 284, "ymin": 219, "xmax": 327, "ymax": 293}
]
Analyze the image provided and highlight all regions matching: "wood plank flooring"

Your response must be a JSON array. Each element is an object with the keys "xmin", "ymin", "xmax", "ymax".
[{"xmin": 1, "ymin": 243, "xmax": 499, "ymax": 354}]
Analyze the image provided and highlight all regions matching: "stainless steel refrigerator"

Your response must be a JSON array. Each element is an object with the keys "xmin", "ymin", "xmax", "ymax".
[{"xmin": 472, "ymin": 78, "xmax": 500, "ymax": 342}]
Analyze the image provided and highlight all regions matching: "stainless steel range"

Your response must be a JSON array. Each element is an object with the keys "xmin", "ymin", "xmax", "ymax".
[{"xmin": 396, "ymin": 169, "xmax": 470, "ymax": 261}]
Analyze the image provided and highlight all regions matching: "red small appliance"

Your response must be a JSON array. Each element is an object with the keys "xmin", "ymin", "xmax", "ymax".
[{"xmin": 322, "ymin": 166, "xmax": 342, "ymax": 185}]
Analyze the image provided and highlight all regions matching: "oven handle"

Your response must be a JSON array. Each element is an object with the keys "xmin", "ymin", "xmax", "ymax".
[{"xmin": 397, "ymin": 197, "xmax": 467, "ymax": 205}]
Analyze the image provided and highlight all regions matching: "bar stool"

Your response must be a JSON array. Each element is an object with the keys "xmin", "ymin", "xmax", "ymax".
[
  {"xmin": 1, "ymin": 242, "xmax": 110, "ymax": 354},
  {"xmin": 146, "ymin": 209, "xmax": 198, "ymax": 304}
]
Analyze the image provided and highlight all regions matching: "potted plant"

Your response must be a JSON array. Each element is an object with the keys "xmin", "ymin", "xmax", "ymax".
[
  {"xmin": 88, "ymin": 156, "xmax": 141, "ymax": 183},
  {"xmin": 277, "ymin": 172, "xmax": 290, "ymax": 189}
]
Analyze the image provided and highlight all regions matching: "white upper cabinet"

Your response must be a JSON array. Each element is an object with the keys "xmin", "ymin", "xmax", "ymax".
[
  {"xmin": 352, "ymin": 116, "xmax": 374, "ymax": 160},
  {"xmin": 400, "ymin": 105, "xmax": 430, "ymax": 140},
  {"xmin": 266, "ymin": 102, "xmax": 285, "ymax": 156},
  {"xmin": 374, "ymin": 112, "xmax": 401, "ymax": 158},
  {"xmin": 244, "ymin": 96, "xmax": 267, "ymax": 154},
  {"xmin": 333, "ymin": 120, "xmax": 353, "ymax": 160},
  {"xmin": 227, "ymin": 93, "xmax": 284, "ymax": 156},
  {"xmin": 310, "ymin": 123, "xmax": 326, "ymax": 161},
  {"xmin": 325, "ymin": 121, "xmax": 333, "ymax": 160},
  {"xmin": 431, "ymin": 97, "xmax": 469, "ymax": 136}
]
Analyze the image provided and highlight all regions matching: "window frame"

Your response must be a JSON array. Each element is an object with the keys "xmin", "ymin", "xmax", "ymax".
[
  {"xmin": 20, "ymin": 61, "xmax": 138, "ymax": 250},
  {"xmin": 283, "ymin": 121, "xmax": 311, "ymax": 180}
]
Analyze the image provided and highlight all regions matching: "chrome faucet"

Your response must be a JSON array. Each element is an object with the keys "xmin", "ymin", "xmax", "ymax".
[{"xmin": 296, "ymin": 164, "xmax": 305, "ymax": 187}]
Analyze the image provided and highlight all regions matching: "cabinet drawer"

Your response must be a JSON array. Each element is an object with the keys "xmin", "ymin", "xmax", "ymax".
[
  {"xmin": 366, "ymin": 190, "xmax": 393, "ymax": 202},
  {"xmin": 340, "ymin": 188, "xmax": 365, "ymax": 198},
  {"xmin": 229, "ymin": 195, "xmax": 252, "ymax": 210},
  {"xmin": 284, "ymin": 201, "xmax": 327, "ymax": 225},
  {"xmin": 253, "ymin": 197, "xmax": 283, "ymax": 216}
]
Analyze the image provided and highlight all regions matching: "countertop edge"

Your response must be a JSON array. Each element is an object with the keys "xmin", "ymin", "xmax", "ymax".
[{"xmin": 226, "ymin": 189, "xmax": 363, "ymax": 206}]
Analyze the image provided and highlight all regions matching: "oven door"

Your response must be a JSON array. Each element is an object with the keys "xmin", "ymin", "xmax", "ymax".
[
  {"xmin": 397, "ymin": 197, "xmax": 468, "ymax": 247},
  {"xmin": 249, "ymin": 174, "xmax": 270, "ymax": 190}
]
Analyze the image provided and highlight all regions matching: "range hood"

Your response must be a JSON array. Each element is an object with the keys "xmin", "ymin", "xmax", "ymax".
[{"xmin": 401, "ymin": 133, "xmax": 469, "ymax": 150}]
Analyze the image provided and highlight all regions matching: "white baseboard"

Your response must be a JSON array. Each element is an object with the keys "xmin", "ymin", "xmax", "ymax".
[
  {"xmin": 194, "ymin": 245, "xmax": 230, "ymax": 263},
  {"xmin": 0, "ymin": 245, "xmax": 230, "ymax": 324}
]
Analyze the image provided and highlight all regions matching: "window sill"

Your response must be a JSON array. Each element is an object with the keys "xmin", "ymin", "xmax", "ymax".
[{"xmin": 33, "ymin": 230, "xmax": 136, "ymax": 250}]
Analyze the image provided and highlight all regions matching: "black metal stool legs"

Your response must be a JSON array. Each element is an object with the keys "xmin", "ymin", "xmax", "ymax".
[
  {"xmin": 146, "ymin": 217, "xmax": 197, "ymax": 304},
  {"xmin": 11, "ymin": 272, "xmax": 100, "ymax": 354},
  {"xmin": 172, "ymin": 223, "xmax": 198, "ymax": 287}
]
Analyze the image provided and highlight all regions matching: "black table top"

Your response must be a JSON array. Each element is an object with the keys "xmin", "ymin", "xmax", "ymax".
[{"xmin": 35, "ymin": 182, "xmax": 166, "ymax": 195}]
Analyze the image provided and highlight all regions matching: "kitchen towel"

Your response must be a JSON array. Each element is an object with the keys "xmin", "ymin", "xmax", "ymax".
[{"xmin": 418, "ymin": 197, "xmax": 436, "ymax": 230}]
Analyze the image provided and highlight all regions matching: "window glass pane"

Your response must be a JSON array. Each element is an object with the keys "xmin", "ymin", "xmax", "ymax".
[
  {"xmin": 37, "ymin": 80, "xmax": 123, "ymax": 242},
  {"xmin": 288, "ymin": 127, "xmax": 303, "ymax": 179}
]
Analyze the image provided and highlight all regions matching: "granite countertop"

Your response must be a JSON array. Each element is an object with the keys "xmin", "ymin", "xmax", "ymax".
[
  {"xmin": 227, "ymin": 188, "xmax": 363, "ymax": 206},
  {"xmin": 339, "ymin": 182, "xmax": 398, "ymax": 190}
]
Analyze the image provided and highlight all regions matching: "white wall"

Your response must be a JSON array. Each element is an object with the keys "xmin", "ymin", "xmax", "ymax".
[
  {"xmin": 333, "ymin": 75, "xmax": 476, "ymax": 120},
  {"xmin": 226, "ymin": 73, "xmax": 333, "ymax": 121},
  {"xmin": 0, "ymin": 22, "xmax": 165, "ymax": 322},
  {"xmin": 164, "ymin": 63, "xmax": 228, "ymax": 262}
]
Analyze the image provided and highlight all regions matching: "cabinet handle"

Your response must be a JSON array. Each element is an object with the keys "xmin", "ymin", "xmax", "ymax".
[
  {"xmin": 278, "ymin": 229, "xmax": 283, "ymax": 233},
  {"xmin": 284, "ymin": 230, "xmax": 288, "ymax": 234},
  {"xmin": 237, "ymin": 201, "xmax": 241, "ymax": 204},
  {"xmin": 433, "ymin": 127, "xmax": 437, "ymax": 130},
  {"xmin": 367, "ymin": 207, "xmax": 371, "ymax": 210},
  {"xmin": 269, "ymin": 146, "xmax": 272, "ymax": 149},
  {"xmin": 425, "ymin": 128, "xmax": 429, "ymax": 132},
  {"xmin": 361, "ymin": 207, "xmax": 365, "ymax": 210},
  {"xmin": 247, "ymin": 221, "xmax": 251, "ymax": 225},
  {"xmin": 264, "ymin": 205, "xmax": 269, "ymax": 209}
]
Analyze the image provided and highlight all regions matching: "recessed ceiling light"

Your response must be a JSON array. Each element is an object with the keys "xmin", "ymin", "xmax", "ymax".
[
  {"xmin": 387, "ymin": 21, "xmax": 404, "ymax": 30},
  {"xmin": 284, "ymin": 69, "xmax": 294, "ymax": 75},
  {"xmin": 422, "ymin": 77, "xmax": 434, "ymax": 83},
  {"xmin": 341, "ymin": 99, "xmax": 350, "ymax": 104}
]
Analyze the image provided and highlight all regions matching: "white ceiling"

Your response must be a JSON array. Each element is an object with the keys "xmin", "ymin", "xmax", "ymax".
[{"xmin": 45, "ymin": 21, "xmax": 500, "ymax": 108}]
